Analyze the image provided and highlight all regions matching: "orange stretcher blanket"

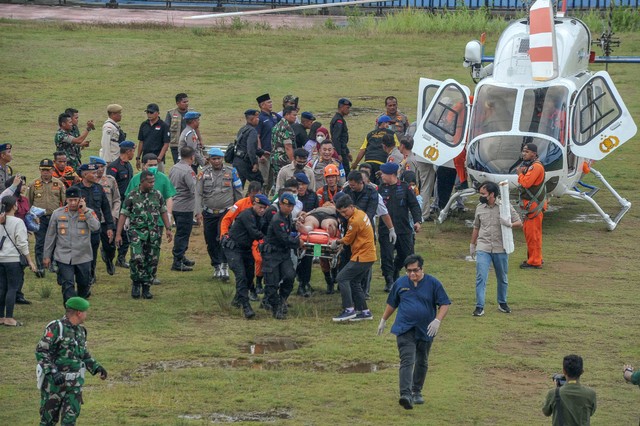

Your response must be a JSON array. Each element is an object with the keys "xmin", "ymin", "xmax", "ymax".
[{"xmin": 299, "ymin": 229, "xmax": 338, "ymax": 245}]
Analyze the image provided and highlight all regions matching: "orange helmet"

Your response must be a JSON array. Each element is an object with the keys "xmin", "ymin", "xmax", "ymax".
[{"xmin": 324, "ymin": 164, "xmax": 339, "ymax": 178}]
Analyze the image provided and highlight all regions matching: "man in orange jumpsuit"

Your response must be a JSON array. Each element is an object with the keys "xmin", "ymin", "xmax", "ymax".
[{"xmin": 517, "ymin": 143, "xmax": 546, "ymax": 269}]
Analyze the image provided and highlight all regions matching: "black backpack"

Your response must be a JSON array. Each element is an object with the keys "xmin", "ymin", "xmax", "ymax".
[{"xmin": 224, "ymin": 142, "xmax": 235, "ymax": 164}]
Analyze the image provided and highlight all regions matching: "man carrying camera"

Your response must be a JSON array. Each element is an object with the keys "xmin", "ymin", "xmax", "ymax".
[{"xmin": 542, "ymin": 354, "xmax": 596, "ymax": 425}]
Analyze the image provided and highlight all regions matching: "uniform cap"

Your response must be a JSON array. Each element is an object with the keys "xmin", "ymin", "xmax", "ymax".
[
  {"xmin": 78, "ymin": 163, "xmax": 98, "ymax": 173},
  {"xmin": 0, "ymin": 143, "xmax": 12, "ymax": 153},
  {"xmin": 401, "ymin": 170, "xmax": 417, "ymax": 184},
  {"xmin": 380, "ymin": 162, "xmax": 400, "ymax": 175},
  {"xmin": 65, "ymin": 297, "xmax": 90, "ymax": 312},
  {"xmin": 524, "ymin": 143, "xmax": 538, "ymax": 153},
  {"xmin": 283, "ymin": 94, "xmax": 299, "ymax": 106},
  {"xmin": 39, "ymin": 159, "xmax": 54, "ymax": 169},
  {"xmin": 324, "ymin": 164, "xmax": 340, "ymax": 178},
  {"xmin": 279, "ymin": 192, "xmax": 296, "ymax": 206},
  {"xmin": 301, "ymin": 111, "xmax": 315, "ymax": 121},
  {"xmin": 107, "ymin": 104, "xmax": 123, "ymax": 114},
  {"xmin": 378, "ymin": 115, "xmax": 392, "ymax": 124},
  {"xmin": 256, "ymin": 93, "xmax": 271, "ymax": 104},
  {"xmin": 294, "ymin": 172, "xmax": 310, "ymax": 185},
  {"xmin": 65, "ymin": 186, "xmax": 82, "ymax": 198},
  {"xmin": 89, "ymin": 156, "xmax": 107, "ymax": 166},
  {"xmin": 119, "ymin": 140, "xmax": 135, "ymax": 149},
  {"xmin": 254, "ymin": 194, "xmax": 270, "ymax": 206},
  {"xmin": 208, "ymin": 147, "xmax": 224, "ymax": 157},
  {"xmin": 145, "ymin": 103, "xmax": 160, "ymax": 113},
  {"xmin": 244, "ymin": 109, "xmax": 259, "ymax": 117},
  {"xmin": 338, "ymin": 98, "xmax": 352, "ymax": 107},
  {"xmin": 184, "ymin": 111, "xmax": 201, "ymax": 120}
]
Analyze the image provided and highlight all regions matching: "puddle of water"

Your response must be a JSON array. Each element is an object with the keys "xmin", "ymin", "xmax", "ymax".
[
  {"xmin": 338, "ymin": 362, "xmax": 389, "ymax": 373},
  {"xmin": 179, "ymin": 409, "xmax": 292, "ymax": 423},
  {"xmin": 243, "ymin": 338, "xmax": 301, "ymax": 354},
  {"xmin": 570, "ymin": 213, "xmax": 602, "ymax": 224}
]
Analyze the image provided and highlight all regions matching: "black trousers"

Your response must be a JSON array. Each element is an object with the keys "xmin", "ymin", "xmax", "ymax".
[
  {"xmin": 337, "ymin": 261, "xmax": 372, "ymax": 311},
  {"xmin": 436, "ymin": 166, "xmax": 457, "ymax": 210},
  {"xmin": 57, "ymin": 261, "xmax": 91, "ymax": 304},
  {"xmin": 225, "ymin": 246, "xmax": 254, "ymax": 305},
  {"xmin": 263, "ymin": 253, "xmax": 295, "ymax": 308},
  {"xmin": 172, "ymin": 211, "xmax": 194, "ymax": 264},
  {"xmin": 0, "ymin": 262, "xmax": 23, "ymax": 318},
  {"xmin": 296, "ymin": 254, "xmax": 313, "ymax": 285},
  {"xmin": 203, "ymin": 210, "xmax": 227, "ymax": 267},
  {"xmin": 379, "ymin": 233, "xmax": 414, "ymax": 282},
  {"xmin": 170, "ymin": 146, "xmax": 179, "ymax": 165},
  {"xmin": 34, "ymin": 215, "xmax": 51, "ymax": 270},
  {"xmin": 117, "ymin": 223, "xmax": 130, "ymax": 260},
  {"xmin": 90, "ymin": 232, "xmax": 100, "ymax": 280},
  {"xmin": 100, "ymin": 223, "xmax": 116, "ymax": 263}
]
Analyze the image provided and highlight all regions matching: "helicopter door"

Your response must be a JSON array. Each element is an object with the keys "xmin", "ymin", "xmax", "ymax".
[
  {"xmin": 570, "ymin": 71, "xmax": 637, "ymax": 161},
  {"xmin": 416, "ymin": 78, "xmax": 443, "ymax": 124},
  {"xmin": 414, "ymin": 79, "xmax": 470, "ymax": 165}
]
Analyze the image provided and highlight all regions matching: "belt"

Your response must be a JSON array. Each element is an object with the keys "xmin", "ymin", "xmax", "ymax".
[{"xmin": 204, "ymin": 207, "xmax": 228, "ymax": 215}]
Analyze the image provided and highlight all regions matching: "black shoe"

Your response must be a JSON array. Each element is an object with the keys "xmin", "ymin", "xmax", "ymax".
[
  {"xmin": 399, "ymin": 395, "xmax": 413, "ymax": 410},
  {"xmin": 472, "ymin": 307, "xmax": 485, "ymax": 317},
  {"xmin": 413, "ymin": 393, "xmax": 425, "ymax": 405},
  {"xmin": 116, "ymin": 257, "xmax": 129, "ymax": 268},
  {"xmin": 520, "ymin": 261, "xmax": 542, "ymax": 269},
  {"xmin": 171, "ymin": 262, "xmax": 193, "ymax": 272},
  {"xmin": 131, "ymin": 284, "xmax": 141, "ymax": 299},
  {"xmin": 182, "ymin": 257, "xmax": 196, "ymax": 267},
  {"xmin": 259, "ymin": 300, "xmax": 272, "ymax": 311},
  {"xmin": 303, "ymin": 283, "xmax": 312, "ymax": 298},
  {"xmin": 142, "ymin": 286, "xmax": 153, "ymax": 299},
  {"xmin": 35, "ymin": 269, "xmax": 45, "ymax": 278},
  {"xmin": 105, "ymin": 258, "xmax": 115, "ymax": 276},
  {"xmin": 15, "ymin": 297, "xmax": 31, "ymax": 305},
  {"xmin": 296, "ymin": 285, "xmax": 305, "ymax": 297},
  {"xmin": 256, "ymin": 281, "xmax": 264, "ymax": 295},
  {"xmin": 498, "ymin": 303, "xmax": 512, "ymax": 313},
  {"xmin": 243, "ymin": 304, "xmax": 256, "ymax": 319},
  {"xmin": 249, "ymin": 290, "xmax": 259, "ymax": 302},
  {"xmin": 273, "ymin": 304, "xmax": 286, "ymax": 320},
  {"xmin": 152, "ymin": 277, "xmax": 161, "ymax": 285}
]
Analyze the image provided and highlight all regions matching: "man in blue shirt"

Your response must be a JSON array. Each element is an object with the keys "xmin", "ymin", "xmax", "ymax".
[{"xmin": 377, "ymin": 254, "xmax": 451, "ymax": 410}]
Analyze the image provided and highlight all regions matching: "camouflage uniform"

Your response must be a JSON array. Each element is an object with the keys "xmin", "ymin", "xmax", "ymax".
[
  {"xmin": 119, "ymin": 189, "xmax": 167, "ymax": 288},
  {"xmin": 35, "ymin": 316, "xmax": 103, "ymax": 426},
  {"xmin": 270, "ymin": 118, "xmax": 295, "ymax": 175},
  {"xmin": 55, "ymin": 128, "xmax": 81, "ymax": 171}
]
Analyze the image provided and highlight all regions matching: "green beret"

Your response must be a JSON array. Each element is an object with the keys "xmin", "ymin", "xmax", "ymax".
[{"xmin": 65, "ymin": 297, "xmax": 90, "ymax": 312}]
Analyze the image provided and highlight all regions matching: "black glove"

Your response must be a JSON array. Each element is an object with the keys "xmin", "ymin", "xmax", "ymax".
[
  {"xmin": 51, "ymin": 370, "xmax": 65, "ymax": 386},
  {"xmin": 97, "ymin": 366, "xmax": 108, "ymax": 379}
]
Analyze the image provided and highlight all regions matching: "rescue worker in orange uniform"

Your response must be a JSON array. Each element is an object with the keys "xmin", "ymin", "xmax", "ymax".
[{"xmin": 517, "ymin": 143, "xmax": 546, "ymax": 269}]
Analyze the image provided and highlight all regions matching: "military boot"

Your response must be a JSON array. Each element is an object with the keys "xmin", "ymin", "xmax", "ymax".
[
  {"xmin": 324, "ymin": 271, "xmax": 335, "ymax": 294},
  {"xmin": 255, "ymin": 276, "xmax": 264, "ymax": 294},
  {"xmin": 296, "ymin": 283, "xmax": 305, "ymax": 296},
  {"xmin": 142, "ymin": 285, "xmax": 153, "ymax": 299},
  {"xmin": 131, "ymin": 283, "xmax": 141, "ymax": 299},
  {"xmin": 220, "ymin": 263, "xmax": 230, "ymax": 282},
  {"xmin": 302, "ymin": 283, "xmax": 312, "ymax": 298},
  {"xmin": 243, "ymin": 303, "xmax": 256, "ymax": 319},
  {"xmin": 272, "ymin": 302, "xmax": 286, "ymax": 320},
  {"xmin": 116, "ymin": 255, "xmax": 129, "ymax": 268}
]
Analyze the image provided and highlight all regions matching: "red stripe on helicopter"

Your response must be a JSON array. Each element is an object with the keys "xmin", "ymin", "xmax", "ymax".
[
  {"xmin": 529, "ymin": 46, "xmax": 554, "ymax": 62},
  {"xmin": 530, "ymin": 7, "xmax": 553, "ymax": 34}
]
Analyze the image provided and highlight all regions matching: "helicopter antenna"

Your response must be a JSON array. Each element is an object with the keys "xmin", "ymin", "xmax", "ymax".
[{"xmin": 592, "ymin": 0, "xmax": 620, "ymax": 71}]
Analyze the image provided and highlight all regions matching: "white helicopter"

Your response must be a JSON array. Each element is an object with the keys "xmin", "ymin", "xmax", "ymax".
[{"xmin": 413, "ymin": 0, "xmax": 638, "ymax": 230}]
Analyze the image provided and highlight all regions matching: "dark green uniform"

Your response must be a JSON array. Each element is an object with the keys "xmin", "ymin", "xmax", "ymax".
[
  {"xmin": 35, "ymin": 316, "xmax": 103, "ymax": 426},
  {"xmin": 270, "ymin": 118, "xmax": 295, "ymax": 175},
  {"xmin": 55, "ymin": 129, "xmax": 81, "ymax": 171},
  {"xmin": 119, "ymin": 188, "xmax": 167, "ymax": 288}
]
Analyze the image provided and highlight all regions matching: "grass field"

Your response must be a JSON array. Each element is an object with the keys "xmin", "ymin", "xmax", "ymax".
[{"xmin": 1, "ymin": 15, "xmax": 640, "ymax": 425}]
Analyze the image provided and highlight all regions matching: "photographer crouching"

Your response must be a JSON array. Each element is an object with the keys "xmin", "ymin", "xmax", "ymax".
[{"xmin": 542, "ymin": 354, "xmax": 596, "ymax": 425}]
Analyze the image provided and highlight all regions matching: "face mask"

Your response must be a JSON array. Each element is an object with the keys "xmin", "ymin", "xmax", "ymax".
[
  {"xmin": 148, "ymin": 167, "xmax": 158, "ymax": 174},
  {"xmin": 295, "ymin": 163, "xmax": 305, "ymax": 170},
  {"xmin": 316, "ymin": 135, "xmax": 326, "ymax": 144},
  {"xmin": 479, "ymin": 195, "xmax": 488, "ymax": 204}
]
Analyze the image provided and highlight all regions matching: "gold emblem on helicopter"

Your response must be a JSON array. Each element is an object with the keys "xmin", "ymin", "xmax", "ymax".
[
  {"xmin": 599, "ymin": 135, "xmax": 619, "ymax": 153},
  {"xmin": 423, "ymin": 145, "xmax": 439, "ymax": 161}
]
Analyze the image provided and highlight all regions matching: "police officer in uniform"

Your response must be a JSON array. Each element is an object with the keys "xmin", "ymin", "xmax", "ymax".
[
  {"xmin": 91, "ymin": 156, "xmax": 120, "ymax": 276},
  {"xmin": 166, "ymin": 93, "xmax": 198, "ymax": 165},
  {"xmin": 116, "ymin": 171, "xmax": 173, "ymax": 300},
  {"xmin": 233, "ymin": 109, "xmax": 263, "ymax": 187},
  {"xmin": 261, "ymin": 193, "xmax": 303, "ymax": 320},
  {"xmin": 35, "ymin": 297, "xmax": 107, "ymax": 426},
  {"xmin": 351, "ymin": 115, "xmax": 399, "ymax": 184},
  {"xmin": 72, "ymin": 164, "xmax": 115, "ymax": 285},
  {"xmin": 107, "ymin": 140, "xmax": 135, "ymax": 268},
  {"xmin": 378, "ymin": 162, "xmax": 422, "ymax": 292},
  {"xmin": 100, "ymin": 104, "xmax": 126, "ymax": 163},
  {"xmin": 168, "ymin": 146, "xmax": 197, "ymax": 272},
  {"xmin": 256, "ymin": 93, "xmax": 281, "ymax": 190},
  {"xmin": 223, "ymin": 194, "xmax": 270, "ymax": 319},
  {"xmin": 294, "ymin": 172, "xmax": 318, "ymax": 297},
  {"xmin": 43, "ymin": 187, "xmax": 102, "ymax": 303},
  {"xmin": 0, "ymin": 143, "xmax": 14, "ymax": 189},
  {"xmin": 195, "ymin": 147, "xmax": 243, "ymax": 280},
  {"xmin": 179, "ymin": 111, "xmax": 206, "ymax": 172},
  {"xmin": 27, "ymin": 159, "xmax": 66, "ymax": 278},
  {"xmin": 330, "ymin": 98, "xmax": 353, "ymax": 176}
]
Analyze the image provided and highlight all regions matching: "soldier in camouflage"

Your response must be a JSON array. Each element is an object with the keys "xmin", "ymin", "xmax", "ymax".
[
  {"xmin": 270, "ymin": 106, "xmax": 298, "ymax": 179},
  {"xmin": 54, "ymin": 113, "xmax": 92, "ymax": 172},
  {"xmin": 116, "ymin": 170, "xmax": 173, "ymax": 299},
  {"xmin": 35, "ymin": 296, "xmax": 107, "ymax": 426}
]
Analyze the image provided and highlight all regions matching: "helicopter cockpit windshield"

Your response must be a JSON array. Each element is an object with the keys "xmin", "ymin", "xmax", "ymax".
[{"xmin": 466, "ymin": 84, "xmax": 565, "ymax": 175}]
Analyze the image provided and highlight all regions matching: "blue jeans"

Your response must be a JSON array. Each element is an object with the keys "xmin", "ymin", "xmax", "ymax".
[{"xmin": 475, "ymin": 251, "xmax": 508, "ymax": 308}]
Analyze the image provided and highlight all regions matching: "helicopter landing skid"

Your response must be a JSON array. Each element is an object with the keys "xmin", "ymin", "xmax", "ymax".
[
  {"xmin": 566, "ymin": 167, "xmax": 631, "ymax": 231},
  {"xmin": 437, "ymin": 188, "xmax": 478, "ymax": 224}
]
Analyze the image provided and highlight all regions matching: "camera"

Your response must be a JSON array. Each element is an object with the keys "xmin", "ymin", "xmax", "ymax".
[{"xmin": 552, "ymin": 373, "xmax": 566, "ymax": 387}]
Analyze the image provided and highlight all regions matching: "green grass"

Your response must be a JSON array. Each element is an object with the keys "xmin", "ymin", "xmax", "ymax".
[{"xmin": 1, "ymin": 17, "xmax": 640, "ymax": 425}]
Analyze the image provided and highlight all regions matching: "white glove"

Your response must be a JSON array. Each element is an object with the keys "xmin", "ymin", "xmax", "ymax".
[
  {"xmin": 427, "ymin": 319, "xmax": 440, "ymax": 337},
  {"xmin": 377, "ymin": 318, "xmax": 387, "ymax": 336},
  {"xmin": 499, "ymin": 217, "xmax": 512, "ymax": 228},
  {"xmin": 469, "ymin": 243, "xmax": 476, "ymax": 258},
  {"xmin": 329, "ymin": 240, "xmax": 339, "ymax": 250},
  {"xmin": 389, "ymin": 227, "xmax": 397, "ymax": 245}
]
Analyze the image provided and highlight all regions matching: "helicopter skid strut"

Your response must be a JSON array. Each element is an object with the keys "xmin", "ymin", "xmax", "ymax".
[{"xmin": 437, "ymin": 188, "xmax": 478, "ymax": 224}]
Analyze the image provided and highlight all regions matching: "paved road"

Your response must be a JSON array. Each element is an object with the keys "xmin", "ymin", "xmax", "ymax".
[{"xmin": 0, "ymin": 3, "xmax": 346, "ymax": 28}]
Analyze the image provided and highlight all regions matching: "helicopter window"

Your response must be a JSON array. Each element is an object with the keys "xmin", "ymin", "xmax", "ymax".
[
  {"xmin": 422, "ymin": 84, "xmax": 467, "ymax": 148},
  {"xmin": 469, "ymin": 85, "xmax": 517, "ymax": 139},
  {"xmin": 421, "ymin": 85, "xmax": 440, "ymax": 119},
  {"xmin": 466, "ymin": 136, "xmax": 563, "ymax": 175},
  {"xmin": 572, "ymin": 76, "xmax": 622, "ymax": 146},
  {"xmin": 519, "ymin": 86, "xmax": 569, "ymax": 145}
]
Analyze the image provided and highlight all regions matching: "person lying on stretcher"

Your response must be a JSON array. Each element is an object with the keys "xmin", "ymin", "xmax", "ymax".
[{"xmin": 296, "ymin": 204, "xmax": 339, "ymax": 238}]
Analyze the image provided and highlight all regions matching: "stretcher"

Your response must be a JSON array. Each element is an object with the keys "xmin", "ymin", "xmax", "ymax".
[{"xmin": 298, "ymin": 228, "xmax": 342, "ymax": 268}]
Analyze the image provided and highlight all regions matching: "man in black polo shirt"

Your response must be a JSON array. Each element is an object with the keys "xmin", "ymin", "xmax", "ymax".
[
  {"xmin": 107, "ymin": 141, "xmax": 135, "ymax": 268},
  {"xmin": 137, "ymin": 103, "xmax": 170, "ymax": 173}
]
